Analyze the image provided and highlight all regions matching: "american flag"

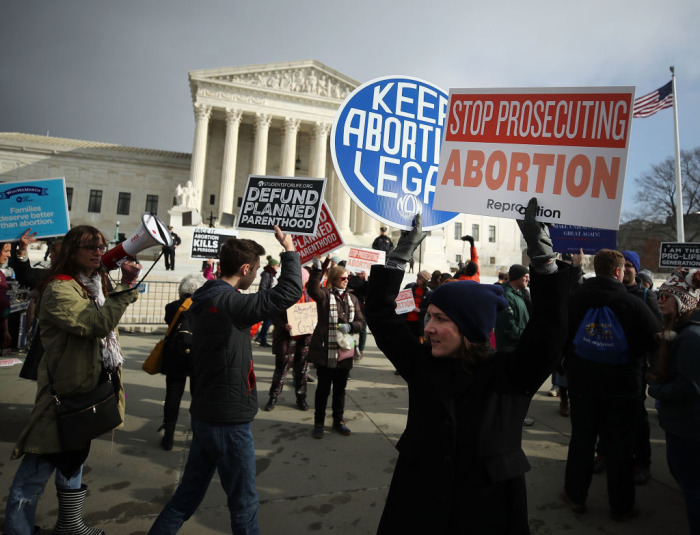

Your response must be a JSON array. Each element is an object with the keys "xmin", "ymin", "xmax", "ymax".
[{"xmin": 633, "ymin": 81, "xmax": 673, "ymax": 118}]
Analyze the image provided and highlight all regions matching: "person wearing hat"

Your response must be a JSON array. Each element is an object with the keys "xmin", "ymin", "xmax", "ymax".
[
  {"xmin": 162, "ymin": 226, "xmax": 181, "ymax": 271},
  {"xmin": 637, "ymin": 269, "xmax": 654, "ymax": 290},
  {"xmin": 402, "ymin": 270, "xmax": 433, "ymax": 341},
  {"xmin": 495, "ymin": 264, "xmax": 530, "ymax": 352},
  {"xmin": 372, "ymin": 226, "xmax": 394, "ymax": 253},
  {"xmin": 365, "ymin": 199, "xmax": 572, "ymax": 533},
  {"xmin": 647, "ymin": 268, "xmax": 700, "ymax": 533}
]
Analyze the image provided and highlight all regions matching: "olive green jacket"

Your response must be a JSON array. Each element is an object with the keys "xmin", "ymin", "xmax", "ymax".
[{"xmin": 12, "ymin": 277, "xmax": 138, "ymax": 458}]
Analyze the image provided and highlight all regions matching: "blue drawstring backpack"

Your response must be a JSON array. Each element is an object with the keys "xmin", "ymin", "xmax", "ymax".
[{"xmin": 573, "ymin": 306, "xmax": 629, "ymax": 364}]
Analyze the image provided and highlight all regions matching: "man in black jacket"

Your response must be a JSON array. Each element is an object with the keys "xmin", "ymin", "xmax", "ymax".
[
  {"xmin": 149, "ymin": 226, "xmax": 301, "ymax": 535},
  {"xmin": 562, "ymin": 249, "xmax": 660, "ymax": 521}
]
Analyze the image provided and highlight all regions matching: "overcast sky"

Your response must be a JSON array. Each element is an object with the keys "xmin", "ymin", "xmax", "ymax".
[{"xmin": 1, "ymin": 0, "xmax": 699, "ymax": 218}]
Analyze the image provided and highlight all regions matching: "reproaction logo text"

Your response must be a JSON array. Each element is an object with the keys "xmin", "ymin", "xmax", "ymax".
[{"xmin": 486, "ymin": 199, "xmax": 561, "ymax": 219}]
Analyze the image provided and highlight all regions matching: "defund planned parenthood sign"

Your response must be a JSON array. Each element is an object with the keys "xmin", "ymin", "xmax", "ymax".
[
  {"xmin": 434, "ymin": 87, "xmax": 635, "ymax": 230},
  {"xmin": 331, "ymin": 76, "xmax": 459, "ymax": 231}
]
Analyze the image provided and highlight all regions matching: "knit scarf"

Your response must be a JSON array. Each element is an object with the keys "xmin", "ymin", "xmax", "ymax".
[
  {"xmin": 78, "ymin": 272, "xmax": 123, "ymax": 371},
  {"xmin": 328, "ymin": 290, "xmax": 354, "ymax": 369}
]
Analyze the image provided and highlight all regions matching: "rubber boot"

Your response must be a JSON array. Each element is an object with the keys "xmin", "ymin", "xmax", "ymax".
[
  {"xmin": 161, "ymin": 422, "xmax": 176, "ymax": 451},
  {"xmin": 296, "ymin": 395, "xmax": 309, "ymax": 411},
  {"xmin": 53, "ymin": 484, "xmax": 104, "ymax": 535}
]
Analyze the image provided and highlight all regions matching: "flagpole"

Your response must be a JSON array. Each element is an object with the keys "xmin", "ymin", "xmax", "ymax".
[{"xmin": 671, "ymin": 66, "xmax": 684, "ymax": 242}]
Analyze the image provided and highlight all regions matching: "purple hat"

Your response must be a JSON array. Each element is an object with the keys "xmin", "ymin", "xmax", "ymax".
[{"xmin": 428, "ymin": 281, "xmax": 508, "ymax": 343}]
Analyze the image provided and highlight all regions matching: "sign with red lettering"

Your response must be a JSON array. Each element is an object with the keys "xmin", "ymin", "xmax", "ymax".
[
  {"xmin": 346, "ymin": 247, "xmax": 386, "ymax": 276},
  {"xmin": 395, "ymin": 289, "xmax": 416, "ymax": 315},
  {"xmin": 433, "ymin": 87, "xmax": 635, "ymax": 230},
  {"xmin": 292, "ymin": 202, "xmax": 344, "ymax": 265}
]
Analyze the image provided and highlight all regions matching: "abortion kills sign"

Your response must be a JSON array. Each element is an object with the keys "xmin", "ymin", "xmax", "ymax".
[
  {"xmin": 434, "ymin": 87, "xmax": 635, "ymax": 230},
  {"xmin": 190, "ymin": 227, "xmax": 239, "ymax": 260},
  {"xmin": 331, "ymin": 76, "xmax": 460, "ymax": 231},
  {"xmin": 238, "ymin": 176, "xmax": 326, "ymax": 236}
]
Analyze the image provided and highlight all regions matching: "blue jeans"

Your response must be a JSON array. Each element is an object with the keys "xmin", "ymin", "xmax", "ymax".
[
  {"xmin": 666, "ymin": 432, "xmax": 700, "ymax": 534},
  {"xmin": 149, "ymin": 417, "xmax": 259, "ymax": 535},
  {"xmin": 5, "ymin": 455, "xmax": 83, "ymax": 535}
]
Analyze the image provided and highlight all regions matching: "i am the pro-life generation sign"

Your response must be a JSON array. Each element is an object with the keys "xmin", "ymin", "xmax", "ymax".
[
  {"xmin": 331, "ymin": 76, "xmax": 460, "ymax": 231},
  {"xmin": 659, "ymin": 243, "xmax": 700, "ymax": 269},
  {"xmin": 237, "ymin": 176, "xmax": 326, "ymax": 236},
  {"xmin": 0, "ymin": 178, "xmax": 70, "ymax": 241},
  {"xmin": 434, "ymin": 87, "xmax": 635, "ymax": 230}
]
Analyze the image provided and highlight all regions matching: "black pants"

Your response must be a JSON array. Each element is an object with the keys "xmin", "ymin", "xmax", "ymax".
[
  {"xmin": 314, "ymin": 365, "xmax": 349, "ymax": 426},
  {"xmin": 163, "ymin": 247, "xmax": 175, "ymax": 270},
  {"xmin": 565, "ymin": 390, "xmax": 637, "ymax": 513},
  {"xmin": 163, "ymin": 375, "xmax": 187, "ymax": 424},
  {"xmin": 596, "ymin": 397, "xmax": 651, "ymax": 467},
  {"xmin": 269, "ymin": 344, "xmax": 309, "ymax": 399}
]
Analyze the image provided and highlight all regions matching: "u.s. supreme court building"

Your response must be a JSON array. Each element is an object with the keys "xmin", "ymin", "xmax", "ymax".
[{"xmin": 0, "ymin": 60, "xmax": 523, "ymax": 275}]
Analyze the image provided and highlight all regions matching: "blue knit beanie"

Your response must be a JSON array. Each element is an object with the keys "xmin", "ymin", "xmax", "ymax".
[
  {"xmin": 427, "ymin": 281, "xmax": 508, "ymax": 343},
  {"xmin": 622, "ymin": 251, "xmax": 640, "ymax": 273}
]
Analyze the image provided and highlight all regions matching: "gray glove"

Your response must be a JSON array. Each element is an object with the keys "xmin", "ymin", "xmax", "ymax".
[
  {"xmin": 312, "ymin": 257, "xmax": 322, "ymax": 270},
  {"xmin": 386, "ymin": 214, "xmax": 427, "ymax": 271},
  {"xmin": 338, "ymin": 323, "xmax": 351, "ymax": 334},
  {"xmin": 517, "ymin": 197, "xmax": 556, "ymax": 267}
]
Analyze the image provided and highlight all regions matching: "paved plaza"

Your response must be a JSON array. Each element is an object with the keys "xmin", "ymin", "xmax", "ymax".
[{"xmin": 0, "ymin": 330, "xmax": 690, "ymax": 534}]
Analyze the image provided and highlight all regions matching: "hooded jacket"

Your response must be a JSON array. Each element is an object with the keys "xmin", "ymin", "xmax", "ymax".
[{"xmin": 188, "ymin": 251, "xmax": 301, "ymax": 424}]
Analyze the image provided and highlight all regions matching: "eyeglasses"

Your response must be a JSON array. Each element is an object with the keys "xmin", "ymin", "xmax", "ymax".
[
  {"xmin": 624, "ymin": 263, "xmax": 635, "ymax": 269},
  {"xmin": 339, "ymin": 277, "xmax": 349, "ymax": 281},
  {"xmin": 80, "ymin": 245, "xmax": 107, "ymax": 253},
  {"xmin": 658, "ymin": 293, "xmax": 670, "ymax": 303}
]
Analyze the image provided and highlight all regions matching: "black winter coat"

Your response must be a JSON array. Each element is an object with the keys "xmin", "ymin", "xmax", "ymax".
[
  {"xmin": 366, "ymin": 263, "xmax": 571, "ymax": 534},
  {"xmin": 188, "ymin": 252, "xmax": 302, "ymax": 424}
]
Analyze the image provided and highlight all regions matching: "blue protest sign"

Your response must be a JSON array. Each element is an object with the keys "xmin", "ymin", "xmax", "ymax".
[
  {"xmin": 331, "ymin": 76, "xmax": 459, "ymax": 231},
  {"xmin": 0, "ymin": 178, "xmax": 70, "ymax": 241},
  {"xmin": 550, "ymin": 224, "xmax": 617, "ymax": 255}
]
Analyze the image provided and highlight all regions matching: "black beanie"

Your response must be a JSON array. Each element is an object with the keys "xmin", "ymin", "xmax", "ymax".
[
  {"xmin": 508, "ymin": 264, "xmax": 529, "ymax": 281},
  {"xmin": 428, "ymin": 281, "xmax": 508, "ymax": 343}
]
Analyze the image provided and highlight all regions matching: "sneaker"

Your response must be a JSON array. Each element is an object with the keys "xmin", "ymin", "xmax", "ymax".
[
  {"xmin": 560, "ymin": 489, "xmax": 586, "ymax": 514},
  {"xmin": 592, "ymin": 454, "xmax": 607, "ymax": 474},
  {"xmin": 610, "ymin": 507, "xmax": 639, "ymax": 521},
  {"xmin": 523, "ymin": 416, "xmax": 535, "ymax": 427},
  {"xmin": 633, "ymin": 466, "xmax": 651, "ymax": 485},
  {"xmin": 548, "ymin": 386, "xmax": 560, "ymax": 397},
  {"xmin": 306, "ymin": 375, "xmax": 315, "ymax": 383},
  {"xmin": 312, "ymin": 425, "xmax": 324, "ymax": 439},
  {"xmin": 332, "ymin": 420, "xmax": 352, "ymax": 436}
]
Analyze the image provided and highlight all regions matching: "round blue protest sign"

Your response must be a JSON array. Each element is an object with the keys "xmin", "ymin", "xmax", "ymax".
[{"xmin": 331, "ymin": 76, "xmax": 459, "ymax": 231}]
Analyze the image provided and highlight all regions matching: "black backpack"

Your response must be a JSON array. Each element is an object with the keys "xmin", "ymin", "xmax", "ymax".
[{"xmin": 162, "ymin": 298, "xmax": 193, "ymax": 375}]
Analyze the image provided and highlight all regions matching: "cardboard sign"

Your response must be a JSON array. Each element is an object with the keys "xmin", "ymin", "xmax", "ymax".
[
  {"xmin": 550, "ymin": 224, "xmax": 617, "ymax": 254},
  {"xmin": 346, "ymin": 248, "xmax": 385, "ymax": 276},
  {"xmin": 237, "ymin": 175, "xmax": 326, "ymax": 236},
  {"xmin": 0, "ymin": 178, "xmax": 70, "ymax": 241},
  {"xmin": 287, "ymin": 301, "xmax": 318, "ymax": 336},
  {"xmin": 433, "ymin": 87, "xmax": 635, "ymax": 231},
  {"xmin": 659, "ymin": 242, "xmax": 700, "ymax": 268},
  {"xmin": 190, "ymin": 227, "xmax": 239, "ymax": 259},
  {"xmin": 395, "ymin": 288, "xmax": 416, "ymax": 315},
  {"xmin": 292, "ymin": 202, "xmax": 344, "ymax": 265},
  {"xmin": 331, "ymin": 76, "xmax": 460, "ymax": 231}
]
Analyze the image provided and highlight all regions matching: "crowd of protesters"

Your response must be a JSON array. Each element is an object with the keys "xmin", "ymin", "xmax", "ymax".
[{"xmin": 1, "ymin": 199, "xmax": 699, "ymax": 535}]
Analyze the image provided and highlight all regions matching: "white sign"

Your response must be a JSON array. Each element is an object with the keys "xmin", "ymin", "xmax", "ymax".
[
  {"xmin": 395, "ymin": 289, "xmax": 416, "ymax": 315},
  {"xmin": 287, "ymin": 301, "xmax": 318, "ymax": 337},
  {"xmin": 433, "ymin": 87, "xmax": 635, "ymax": 231},
  {"xmin": 346, "ymin": 248, "xmax": 385, "ymax": 276}
]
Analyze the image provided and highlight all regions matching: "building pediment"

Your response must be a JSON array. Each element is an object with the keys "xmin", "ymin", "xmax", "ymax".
[{"xmin": 189, "ymin": 60, "xmax": 359, "ymax": 103}]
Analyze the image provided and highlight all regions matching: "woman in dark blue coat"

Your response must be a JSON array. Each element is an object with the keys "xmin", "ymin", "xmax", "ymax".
[{"xmin": 365, "ymin": 200, "xmax": 571, "ymax": 534}]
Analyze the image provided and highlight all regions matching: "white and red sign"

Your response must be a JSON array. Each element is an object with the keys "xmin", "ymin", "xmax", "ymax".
[
  {"xmin": 346, "ymin": 247, "xmax": 386, "ymax": 276},
  {"xmin": 292, "ymin": 202, "xmax": 344, "ymax": 265},
  {"xmin": 395, "ymin": 289, "xmax": 416, "ymax": 315},
  {"xmin": 433, "ymin": 87, "xmax": 635, "ymax": 230}
]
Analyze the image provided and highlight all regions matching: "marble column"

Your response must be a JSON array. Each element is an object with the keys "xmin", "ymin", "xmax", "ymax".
[
  {"xmin": 280, "ymin": 117, "xmax": 300, "ymax": 177},
  {"xmin": 310, "ymin": 121, "xmax": 331, "ymax": 178},
  {"xmin": 331, "ymin": 170, "xmax": 352, "ymax": 235},
  {"xmin": 189, "ymin": 103, "xmax": 212, "ymax": 212},
  {"xmin": 219, "ymin": 108, "xmax": 242, "ymax": 220},
  {"xmin": 252, "ymin": 113, "xmax": 272, "ymax": 175}
]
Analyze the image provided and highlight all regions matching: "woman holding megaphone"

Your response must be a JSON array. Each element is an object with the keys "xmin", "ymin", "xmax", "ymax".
[{"xmin": 5, "ymin": 225, "xmax": 141, "ymax": 535}]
